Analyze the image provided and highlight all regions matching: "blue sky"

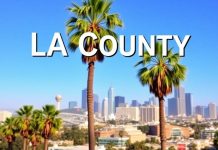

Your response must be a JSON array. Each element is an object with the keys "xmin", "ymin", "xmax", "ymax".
[{"xmin": 0, "ymin": 0, "xmax": 218, "ymax": 110}]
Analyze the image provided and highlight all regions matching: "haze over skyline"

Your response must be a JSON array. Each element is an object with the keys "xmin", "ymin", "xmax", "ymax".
[{"xmin": 0, "ymin": 0, "xmax": 218, "ymax": 110}]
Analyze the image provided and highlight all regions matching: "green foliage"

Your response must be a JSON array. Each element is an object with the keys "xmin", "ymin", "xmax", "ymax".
[
  {"xmin": 66, "ymin": 0, "xmax": 123, "ymax": 63},
  {"xmin": 107, "ymin": 120, "xmax": 116, "ymax": 125},
  {"xmin": 213, "ymin": 131, "xmax": 218, "ymax": 148},
  {"xmin": 138, "ymin": 125, "xmax": 149, "ymax": 134},
  {"xmin": 135, "ymin": 42, "xmax": 186, "ymax": 98},
  {"xmin": 168, "ymin": 146, "xmax": 176, "ymax": 150},
  {"xmin": 190, "ymin": 123, "xmax": 208, "ymax": 139},
  {"xmin": 0, "ymin": 135, "xmax": 23, "ymax": 150},
  {"xmin": 105, "ymin": 142, "xmax": 116, "ymax": 150},
  {"xmin": 188, "ymin": 142, "xmax": 197, "ymax": 150},
  {"xmin": 0, "ymin": 105, "xmax": 62, "ymax": 150},
  {"xmin": 61, "ymin": 126, "xmax": 88, "ymax": 145},
  {"xmin": 126, "ymin": 141, "xmax": 152, "ymax": 150}
]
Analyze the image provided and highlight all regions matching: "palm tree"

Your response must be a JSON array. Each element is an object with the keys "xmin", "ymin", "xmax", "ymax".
[
  {"xmin": 135, "ymin": 42, "xmax": 186, "ymax": 150},
  {"xmin": 0, "ymin": 117, "xmax": 18, "ymax": 150},
  {"xmin": 29, "ymin": 110, "xmax": 43, "ymax": 150},
  {"xmin": 41, "ymin": 105, "xmax": 62, "ymax": 150},
  {"xmin": 66, "ymin": 0, "xmax": 122, "ymax": 149},
  {"xmin": 16, "ymin": 105, "xmax": 33, "ymax": 150}
]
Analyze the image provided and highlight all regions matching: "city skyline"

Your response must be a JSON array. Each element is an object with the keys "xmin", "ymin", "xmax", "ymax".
[{"xmin": 1, "ymin": 0, "xmax": 218, "ymax": 110}]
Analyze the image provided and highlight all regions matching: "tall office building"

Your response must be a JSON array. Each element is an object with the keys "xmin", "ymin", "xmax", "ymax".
[
  {"xmin": 131, "ymin": 100, "xmax": 140, "ymax": 107},
  {"xmin": 102, "ymin": 97, "xmax": 108, "ymax": 120},
  {"xmin": 108, "ymin": 87, "xmax": 115, "ymax": 115},
  {"xmin": 168, "ymin": 86, "xmax": 186, "ymax": 116},
  {"xmin": 149, "ymin": 97, "xmax": 159, "ymax": 106},
  {"xmin": 94, "ymin": 94, "xmax": 100, "ymax": 113},
  {"xmin": 168, "ymin": 98, "xmax": 178, "ymax": 116},
  {"xmin": 208, "ymin": 103, "xmax": 217, "ymax": 119},
  {"xmin": 82, "ymin": 88, "xmax": 99, "ymax": 112},
  {"xmin": 115, "ymin": 96, "xmax": 125, "ymax": 108},
  {"xmin": 140, "ymin": 105, "xmax": 159, "ymax": 123},
  {"xmin": 185, "ymin": 93, "xmax": 192, "ymax": 116},
  {"xmin": 82, "ymin": 89, "xmax": 87, "ymax": 111},
  {"xmin": 175, "ymin": 86, "xmax": 186, "ymax": 116},
  {"xmin": 195, "ymin": 105, "xmax": 205, "ymax": 117},
  {"xmin": 69, "ymin": 101, "xmax": 77, "ymax": 109}
]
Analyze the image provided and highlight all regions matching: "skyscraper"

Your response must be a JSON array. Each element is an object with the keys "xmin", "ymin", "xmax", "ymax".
[
  {"xmin": 175, "ymin": 86, "xmax": 186, "ymax": 116},
  {"xmin": 82, "ymin": 89, "xmax": 87, "ymax": 111},
  {"xmin": 69, "ymin": 101, "xmax": 77, "ymax": 109},
  {"xmin": 185, "ymin": 93, "xmax": 192, "ymax": 116},
  {"xmin": 208, "ymin": 103, "xmax": 217, "ymax": 119},
  {"xmin": 82, "ymin": 88, "xmax": 99, "ymax": 112},
  {"xmin": 115, "ymin": 96, "xmax": 125, "ymax": 108},
  {"xmin": 195, "ymin": 105, "xmax": 206, "ymax": 117},
  {"xmin": 168, "ymin": 98, "xmax": 178, "ymax": 116},
  {"xmin": 102, "ymin": 97, "xmax": 108, "ymax": 120},
  {"xmin": 108, "ymin": 87, "xmax": 115, "ymax": 115},
  {"xmin": 168, "ymin": 86, "xmax": 186, "ymax": 116},
  {"xmin": 131, "ymin": 100, "xmax": 140, "ymax": 107},
  {"xmin": 94, "ymin": 94, "xmax": 100, "ymax": 113}
]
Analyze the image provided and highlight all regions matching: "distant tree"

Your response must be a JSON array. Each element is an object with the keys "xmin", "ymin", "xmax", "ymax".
[
  {"xmin": 168, "ymin": 146, "xmax": 176, "ymax": 150},
  {"xmin": 137, "ymin": 125, "xmax": 149, "ymax": 134},
  {"xmin": 213, "ymin": 131, "xmax": 218, "ymax": 148},
  {"xmin": 0, "ymin": 117, "xmax": 18, "ymax": 150},
  {"xmin": 29, "ymin": 110, "xmax": 43, "ymax": 150},
  {"xmin": 106, "ymin": 142, "xmax": 116, "ymax": 150},
  {"xmin": 41, "ymin": 105, "xmax": 62, "ymax": 150},
  {"xmin": 16, "ymin": 105, "xmax": 33, "ymax": 150},
  {"xmin": 61, "ymin": 126, "xmax": 88, "ymax": 145},
  {"xmin": 188, "ymin": 142, "xmax": 197, "ymax": 150}
]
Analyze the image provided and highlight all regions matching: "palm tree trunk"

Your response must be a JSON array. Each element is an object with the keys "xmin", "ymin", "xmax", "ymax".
[
  {"xmin": 23, "ymin": 138, "xmax": 27, "ymax": 150},
  {"xmin": 44, "ymin": 138, "xmax": 49, "ymax": 150},
  {"xmin": 87, "ymin": 62, "xmax": 95, "ymax": 150},
  {"xmin": 26, "ymin": 138, "xmax": 29, "ymax": 150},
  {"xmin": 8, "ymin": 142, "xmax": 13, "ymax": 150},
  {"xmin": 32, "ymin": 145, "xmax": 36, "ymax": 150},
  {"xmin": 159, "ymin": 98, "xmax": 166, "ymax": 150}
]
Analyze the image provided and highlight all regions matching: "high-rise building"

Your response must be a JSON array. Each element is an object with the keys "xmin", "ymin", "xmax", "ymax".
[
  {"xmin": 131, "ymin": 100, "xmax": 140, "ymax": 107},
  {"xmin": 168, "ymin": 98, "xmax": 178, "ymax": 116},
  {"xmin": 82, "ymin": 89, "xmax": 87, "ymax": 111},
  {"xmin": 185, "ymin": 93, "xmax": 192, "ymax": 116},
  {"xmin": 140, "ymin": 105, "xmax": 159, "ymax": 123},
  {"xmin": 116, "ymin": 105, "xmax": 140, "ymax": 121},
  {"xmin": 149, "ymin": 97, "xmax": 159, "ymax": 106},
  {"xmin": 175, "ymin": 86, "xmax": 186, "ymax": 116},
  {"xmin": 115, "ymin": 96, "xmax": 125, "ymax": 108},
  {"xmin": 114, "ymin": 96, "xmax": 125, "ymax": 113},
  {"xmin": 195, "ymin": 105, "xmax": 206, "ymax": 117},
  {"xmin": 108, "ymin": 87, "xmax": 115, "ymax": 115},
  {"xmin": 168, "ymin": 86, "xmax": 186, "ymax": 116},
  {"xmin": 94, "ymin": 94, "xmax": 100, "ymax": 113},
  {"xmin": 69, "ymin": 101, "xmax": 77, "ymax": 109},
  {"xmin": 82, "ymin": 88, "xmax": 99, "ymax": 112},
  {"xmin": 102, "ymin": 97, "xmax": 108, "ymax": 120},
  {"xmin": 208, "ymin": 103, "xmax": 217, "ymax": 119}
]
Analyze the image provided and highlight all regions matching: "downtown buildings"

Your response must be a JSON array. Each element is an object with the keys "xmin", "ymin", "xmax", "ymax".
[{"xmin": 168, "ymin": 86, "xmax": 193, "ymax": 117}]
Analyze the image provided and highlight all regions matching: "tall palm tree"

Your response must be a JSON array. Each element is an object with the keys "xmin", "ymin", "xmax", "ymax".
[
  {"xmin": 29, "ymin": 110, "xmax": 43, "ymax": 150},
  {"xmin": 66, "ymin": 0, "xmax": 122, "ymax": 149},
  {"xmin": 41, "ymin": 105, "xmax": 62, "ymax": 150},
  {"xmin": 135, "ymin": 42, "xmax": 186, "ymax": 150},
  {"xmin": 16, "ymin": 105, "xmax": 33, "ymax": 150},
  {"xmin": 0, "ymin": 117, "xmax": 18, "ymax": 150}
]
